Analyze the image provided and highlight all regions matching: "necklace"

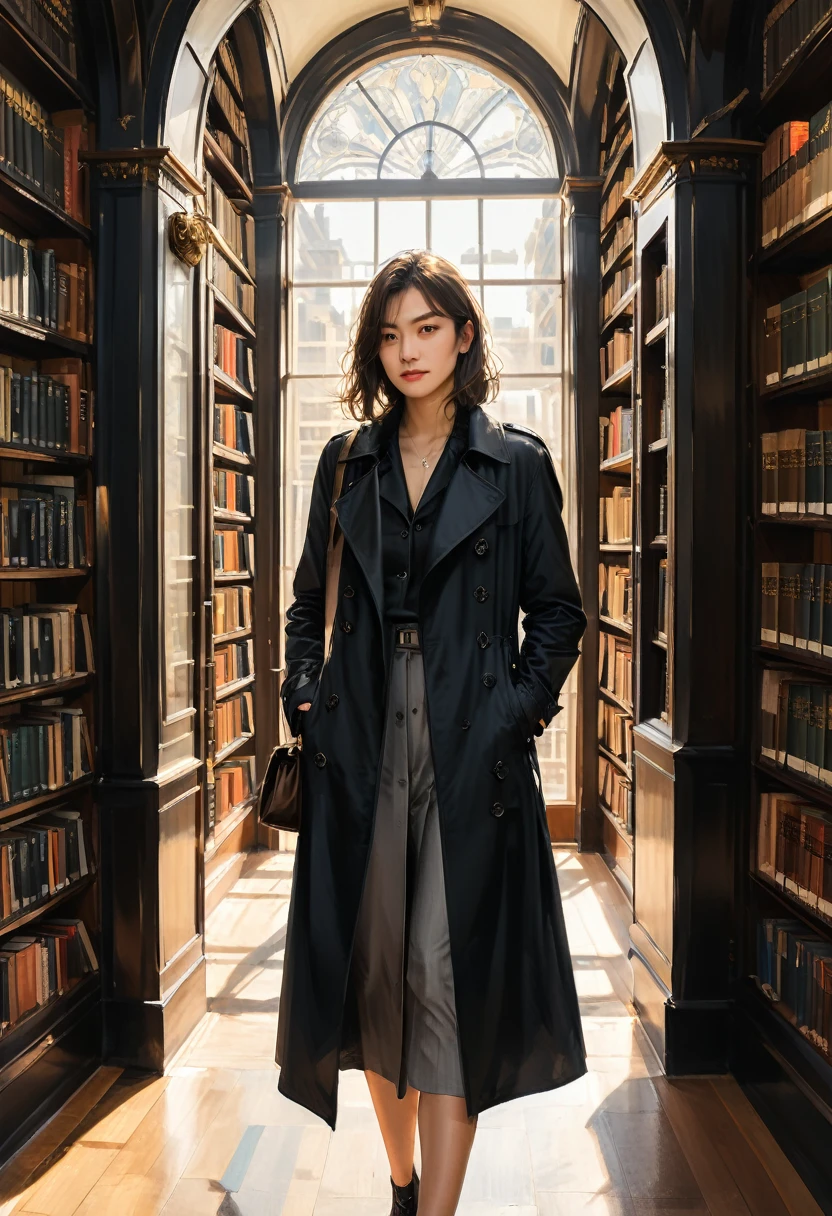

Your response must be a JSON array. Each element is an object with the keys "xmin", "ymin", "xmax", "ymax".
[{"xmin": 400, "ymin": 421, "xmax": 453, "ymax": 469}]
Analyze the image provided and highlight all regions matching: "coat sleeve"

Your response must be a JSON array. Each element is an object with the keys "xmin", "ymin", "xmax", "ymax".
[
  {"xmin": 280, "ymin": 434, "xmax": 345, "ymax": 737},
  {"xmin": 514, "ymin": 440, "xmax": 587, "ymax": 737}
]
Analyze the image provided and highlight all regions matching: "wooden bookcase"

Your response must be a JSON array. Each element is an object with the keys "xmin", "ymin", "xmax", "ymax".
[
  {"xmin": 740, "ymin": 4, "xmax": 832, "ymax": 1162},
  {"xmin": 200, "ymin": 31, "xmax": 258, "ymax": 915},
  {"xmin": 0, "ymin": 0, "xmax": 101, "ymax": 1166}
]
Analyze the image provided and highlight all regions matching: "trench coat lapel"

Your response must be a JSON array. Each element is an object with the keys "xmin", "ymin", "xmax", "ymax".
[
  {"xmin": 422, "ymin": 461, "xmax": 505, "ymax": 584},
  {"xmin": 333, "ymin": 465, "xmax": 385, "ymax": 627}
]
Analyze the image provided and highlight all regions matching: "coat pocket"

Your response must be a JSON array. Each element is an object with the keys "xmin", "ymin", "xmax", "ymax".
[{"xmin": 500, "ymin": 641, "xmax": 532, "ymax": 745}]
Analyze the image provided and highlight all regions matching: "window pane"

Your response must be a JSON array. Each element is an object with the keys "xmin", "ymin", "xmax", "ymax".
[
  {"xmin": 292, "ymin": 285, "xmax": 367, "ymax": 374},
  {"xmin": 429, "ymin": 199, "xmax": 480, "ymax": 279},
  {"xmin": 483, "ymin": 198, "xmax": 561, "ymax": 279},
  {"xmin": 378, "ymin": 200, "xmax": 427, "ymax": 266},
  {"xmin": 294, "ymin": 200, "xmax": 374, "ymax": 281},
  {"xmin": 485, "ymin": 284, "xmax": 562, "ymax": 374}
]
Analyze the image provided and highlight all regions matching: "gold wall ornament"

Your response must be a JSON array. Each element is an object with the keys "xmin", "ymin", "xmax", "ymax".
[
  {"xmin": 409, "ymin": 0, "xmax": 445, "ymax": 27},
  {"xmin": 168, "ymin": 212, "xmax": 212, "ymax": 266}
]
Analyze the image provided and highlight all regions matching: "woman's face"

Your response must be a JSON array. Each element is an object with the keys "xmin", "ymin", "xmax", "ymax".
[{"xmin": 377, "ymin": 285, "xmax": 473, "ymax": 403}]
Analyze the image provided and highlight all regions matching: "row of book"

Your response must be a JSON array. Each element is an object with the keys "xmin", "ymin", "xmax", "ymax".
[
  {"xmin": 599, "ymin": 755, "xmax": 632, "ymax": 833},
  {"xmin": 600, "ymin": 216, "xmax": 633, "ymax": 276},
  {"xmin": 0, "ymin": 476, "xmax": 90, "ymax": 569},
  {"xmin": 206, "ymin": 121, "xmax": 251, "ymax": 187},
  {"xmin": 0, "ymin": 232, "xmax": 91, "ymax": 340},
  {"xmin": 0, "ymin": 605, "xmax": 92, "ymax": 690},
  {"xmin": 599, "ymin": 486, "xmax": 631, "ymax": 543},
  {"xmin": 213, "ymin": 470, "xmax": 254, "ymax": 518},
  {"xmin": 760, "ymin": 669, "xmax": 832, "ymax": 787},
  {"xmin": 761, "ymin": 109, "xmax": 832, "ymax": 246},
  {"xmin": 600, "ymin": 330, "xmax": 633, "ymax": 385},
  {"xmin": 215, "ymin": 637, "xmax": 253, "ymax": 692},
  {"xmin": 1, "ymin": 917, "xmax": 98, "ymax": 1037},
  {"xmin": 760, "ymin": 560, "xmax": 832, "ymax": 655},
  {"xmin": 0, "ymin": 359, "xmax": 91, "ymax": 453},
  {"xmin": 214, "ymin": 404, "xmax": 255, "ymax": 459},
  {"xmin": 599, "ymin": 561, "xmax": 631, "ymax": 625},
  {"xmin": 213, "ymin": 755, "xmax": 255, "ymax": 828},
  {"xmin": 763, "ymin": 0, "xmax": 832, "ymax": 90},
  {"xmin": 601, "ymin": 266, "xmax": 634, "ymax": 324},
  {"xmin": 0, "ymin": 73, "xmax": 87, "ymax": 220},
  {"xmin": 216, "ymin": 38, "xmax": 243, "ymax": 103},
  {"xmin": 214, "ymin": 527, "xmax": 254, "ymax": 578},
  {"xmin": 600, "ymin": 166, "xmax": 634, "ymax": 232},
  {"xmin": 1, "ymin": 806, "xmax": 88, "ymax": 921},
  {"xmin": 211, "ymin": 71, "xmax": 248, "ymax": 148},
  {"xmin": 6, "ymin": 0, "xmax": 77, "ymax": 77},
  {"xmin": 761, "ymin": 429, "xmax": 832, "ymax": 516},
  {"xmin": 758, "ymin": 791, "xmax": 832, "ymax": 920},
  {"xmin": 208, "ymin": 179, "xmax": 254, "ymax": 272},
  {"xmin": 603, "ymin": 124, "xmax": 631, "ymax": 182},
  {"xmin": 598, "ymin": 92, "xmax": 627, "ymax": 154},
  {"xmin": 214, "ymin": 324, "xmax": 254, "ymax": 392},
  {"xmin": 763, "ymin": 270, "xmax": 831, "ymax": 384},
  {"xmin": 212, "ymin": 251, "xmax": 254, "ymax": 324},
  {"xmin": 599, "ymin": 632, "xmax": 632, "ymax": 707},
  {"xmin": 600, "ymin": 405, "xmax": 633, "ymax": 463},
  {"xmin": 0, "ymin": 705, "xmax": 91, "ymax": 805},
  {"xmin": 655, "ymin": 264, "xmax": 669, "ymax": 326},
  {"xmin": 599, "ymin": 700, "xmax": 633, "ymax": 766},
  {"xmin": 216, "ymin": 688, "xmax": 254, "ymax": 754},
  {"xmin": 213, "ymin": 584, "xmax": 252, "ymax": 638}
]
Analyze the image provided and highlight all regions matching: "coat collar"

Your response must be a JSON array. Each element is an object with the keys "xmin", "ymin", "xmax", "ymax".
[{"xmin": 344, "ymin": 400, "xmax": 511, "ymax": 467}]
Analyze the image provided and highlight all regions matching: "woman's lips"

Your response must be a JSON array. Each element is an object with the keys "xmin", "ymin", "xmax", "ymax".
[{"xmin": 401, "ymin": 370, "xmax": 427, "ymax": 381}]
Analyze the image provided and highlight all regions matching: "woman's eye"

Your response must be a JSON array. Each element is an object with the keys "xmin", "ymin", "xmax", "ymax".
[
  {"xmin": 420, "ymin": 325, "xmax": 437, "ymax": 334},
  {"xmin": 381, "ymin": 333, "xmax": 396, "ymax": 343}
]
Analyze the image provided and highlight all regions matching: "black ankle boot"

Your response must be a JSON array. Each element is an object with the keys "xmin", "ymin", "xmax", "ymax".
[{"xmin": 390, "ymin": 1166, "xmax": 419, "ymax": 1214}]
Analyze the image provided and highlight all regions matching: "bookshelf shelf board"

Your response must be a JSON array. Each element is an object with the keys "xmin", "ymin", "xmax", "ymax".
[
  {"xmin": 0, "ymin": 775, "xmax": 93, "ymax": 827},
  {"xmin": 215, "ymin": 672, "xmax": 255, "ymax": 701},
  {"xmin": 0, "ymin": 0, "xmax": 92, "ymax": 111},
  {"xmin": 0, "ymin": 314, "xmax": 90, "ymax": 360},
  {"xmin": 598, "ymin": 743, "xmax": 632, "ymax": 779},
  {"xmin": 750, "ymin": 870, "xmax": 832, "ymax": 943},
  {"xmin": 653, "ymin": 635, "xmax": 668, "ymax": 651},
  {"xmin": 0, "ymin": 567, "xmax": 91, "ymax": 580},
  {"xmin": 648, "ymin": 437, "xmax": 669, "ymax": 453},
  {"xmin": 213, "ymin": 367, "xmax": 253, "ymax": 402},
  {"xmin": 601, "ymin": 130, "xmax": 634, "ymax": 200},
  {"xmin": 755, "ymin": 643, "xmax": 832, "ymax": 675},
  {"xmin": 599, "ymin": 541, "xmax": 632, "ymax": 552},
  {"xmin": 601, "ymin": 240, "xmax": 634, "ymax": 281},
  {"xmin": 211, "ymin": 286, "xmax": 256, "ymax": 341},
  {"xmin": 203, "ymin": 132, "xmax": 253, "ymax": 205},
  {"xmin": 599, "ymin": 799, "xmax": 633, "ymax": 848},
  {"xmin": 601, "ymin": 361, "xmax": 634, "ymax": 394},
  {"xmin": 756, "ymin": 513, "xmax": 832, "ymax": 532},
  {"xmin": 740, "ymin": 979, "xmax": 832, "ymax": 1117},
  {"xmin": 600, "ymin": 450, "xmax": 633, "ymax": 474},
  {"xmin": 601, "ymin": 196, "xmax": 631, "ymax": 242},
  {"xmin": 0, "ymin": 672, "xmax": 89, "ymax": 708},
  {"xmin": 0, "ymin": 970, "xmax": 98, "ymax": 1071},
  {"xmin": 650, "ymin": 535, "xmax": 668, "ymax": 549},
  {"xmin": 213, "ymin": 571, "xmax": 253, "ymax": 585},
  {"xmin": 599, "ymin": 685, "xmax": 633, "ymax": 715},
  {"xmin": 757, "ymin": 207, "xmax": 832, "ymax": 274},
  {"xmin": 213, "ymin": 235, "xmax": 255, "ymax": 290},
  {"xmin": 0, "ymin": 445, "xmax": 90, "ymax": 467},
  {"xmin": 0, "ymin": 870, "xmax": 96, "ymax": 942},
  {"xmin": 208, "ymin": 93, "xmax": 247, "ymax": 150},
  {"xmin": 215, "ymin": 732, "xmax": 254, "ymax": 764},
  {"xmin": 645, "ymin": 317, "xmax": 669, "ymax": 347},
  {"xmin": 600, "ymin": 287, "xmax": 637, "ymax": 336},
  {"xmin": 214, "ymin": 625, "xmax": 252, "ymax": 646},
  {"xmin": 206, "ymin": 793, "xmax": 257, "ymax": 859},
  {"xmin": 0, "ymin": 165, "xmax": 91, "ymax": 245},
  {"xmin": 761, "ymin": 366, "xmax": 832, "ymax": 402},
  {"xmin": 600, "ymin": 615, "xmax": 633, "ymax": 636},
  {"xmin": 755, "ymin": 757, "xmax": 832, "ymax": 811},
  {"xmin": 758, "ymin": 10, "xmax": 832, "ymax": 129},
  {"xmin": 213, "ymin": 444, "xmax": 255, "ymax": 470},
  {"xmin": 213, "ymin": 508, "xmax": 253, "ymax": 526}
]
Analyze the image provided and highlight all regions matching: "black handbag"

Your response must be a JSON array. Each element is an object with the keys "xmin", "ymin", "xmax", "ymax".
[{"xmin": 258, "ymin": 426, "xmax": 360, "ymax": 831}]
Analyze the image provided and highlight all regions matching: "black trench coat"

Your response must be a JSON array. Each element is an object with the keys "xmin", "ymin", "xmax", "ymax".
[{"xmin": 276, "ymin": 400, "xmax": 588, "ymax": 1128}]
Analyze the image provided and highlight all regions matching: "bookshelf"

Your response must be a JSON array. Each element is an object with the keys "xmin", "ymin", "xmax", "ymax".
[
  {"xmin": 741, "ymin": 0, "xmax": 832, "ymax": 1177},
  {"xmin": 0, "ymin": 0, "xmax": 101, "ymax": 1166},
  {"xmin": 201, "ymin": 32, "xmax": 258, "ymax": 913}
]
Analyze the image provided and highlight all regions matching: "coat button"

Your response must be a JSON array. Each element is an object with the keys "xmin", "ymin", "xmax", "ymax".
[
  {"xmin": 477, "ymin": 631, "xmax": 490, "ymax": 649},
  {"xmin": 341, "ymin": 619, "xmax": 353, "ymax": 633},
  {"xmin": 491, "ymin": 801, "xmax": 505, "ymax": 817},
  {"xmin": 474, "ymin": 537, "xmax": 488, "ymax": 556},
  {"xmin": 492, "ymin": 760, "xmax": 508, "ymax": 780},
  {"xmin": 415, "ymin": 523, "xmax": 423, "ymax": 531},
  {"xmin": 343, "ymin": 585, "xmax": 355, "ymax": 598},
  {"xmin": 474, "ymin": 585, "xmax": 489, "ymax": 602},
  {"xmin": 461, "ymin": 719, "xmax": 470, "ymax": 730},
  {"xmin": 482, "ymin": 672, "xmax": 496, "ymax": 688},
  {"xmin": 401, "ymin": 529, "xmax": 409, "ymax": 538},
  {"xmin": 314, "ymin": 752, "xmax": 327, "ymax": 768},
  {"xmin": 397, "ymin": 570, "xmax": 408, "ymax": 579},
  {"xmin": 326, "ymin": 693, "xmax": 339, "ymax": 710}
]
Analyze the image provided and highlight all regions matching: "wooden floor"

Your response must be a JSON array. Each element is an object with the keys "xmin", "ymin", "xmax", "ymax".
[{"xmin": 0, "ymin": 849, "xmax": 823, "ymax": 1216}]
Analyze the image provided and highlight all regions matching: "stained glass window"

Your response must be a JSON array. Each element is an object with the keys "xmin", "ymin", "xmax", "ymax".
[{"xmin": 297, "ymin": 54, "xmax": 557, "ymax": 182}]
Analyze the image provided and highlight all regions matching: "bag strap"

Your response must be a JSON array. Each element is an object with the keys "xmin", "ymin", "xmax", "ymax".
[{"xmin": 322, "ymin": 426, "xmax": 361, "ymax": 671}]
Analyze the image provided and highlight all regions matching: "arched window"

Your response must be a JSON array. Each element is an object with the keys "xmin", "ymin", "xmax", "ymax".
[{"xmin": 281, "ymin": 53, "xmax": 575, "ymax": 804}]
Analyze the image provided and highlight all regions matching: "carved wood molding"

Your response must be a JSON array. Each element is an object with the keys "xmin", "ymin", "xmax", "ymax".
[
  {"xmin": 81, "ymin": 148, "xmax": 205, "ymax": 197},
  {"xmin": 625, "ymin": 140, "xmax": 765, "ymax": 212}
]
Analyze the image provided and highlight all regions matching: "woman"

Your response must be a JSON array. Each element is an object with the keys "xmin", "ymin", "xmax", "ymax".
[{"xmin": 276, "ymin": 251, "xmax": 587, "ymax": 1216}]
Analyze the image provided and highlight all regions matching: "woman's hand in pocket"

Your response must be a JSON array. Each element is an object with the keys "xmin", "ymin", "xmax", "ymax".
[{"xmin": 297, "ymin": 703, "xmax": 312, "ymax": 712}]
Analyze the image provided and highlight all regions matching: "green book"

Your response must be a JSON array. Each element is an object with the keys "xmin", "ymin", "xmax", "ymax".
[
  {"xmin": 806, "ymin": 431, "xmax": 824, "ymax": 515},
  {"xmin": 810, "ymin": 564, "xmax": 824, "ymax": 654},
  {"xmin": 786, "ymin": 683, "xmax": 809, "ymax": 774}
]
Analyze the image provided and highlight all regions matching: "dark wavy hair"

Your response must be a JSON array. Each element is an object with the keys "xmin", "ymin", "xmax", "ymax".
[{"xmin": 340, "ymin": 250, "xmax": 500, "ymax": 422}]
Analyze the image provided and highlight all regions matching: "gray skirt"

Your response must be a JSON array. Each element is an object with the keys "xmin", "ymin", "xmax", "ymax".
[{"xmin": 349, "ymin": 623, "xmax": 465, "ymax": 1097}]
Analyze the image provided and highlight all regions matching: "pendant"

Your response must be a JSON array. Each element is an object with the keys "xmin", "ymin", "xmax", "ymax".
[{"xmin": 421, "ymin": 457, "xmax": 430, "ymax": 468}]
